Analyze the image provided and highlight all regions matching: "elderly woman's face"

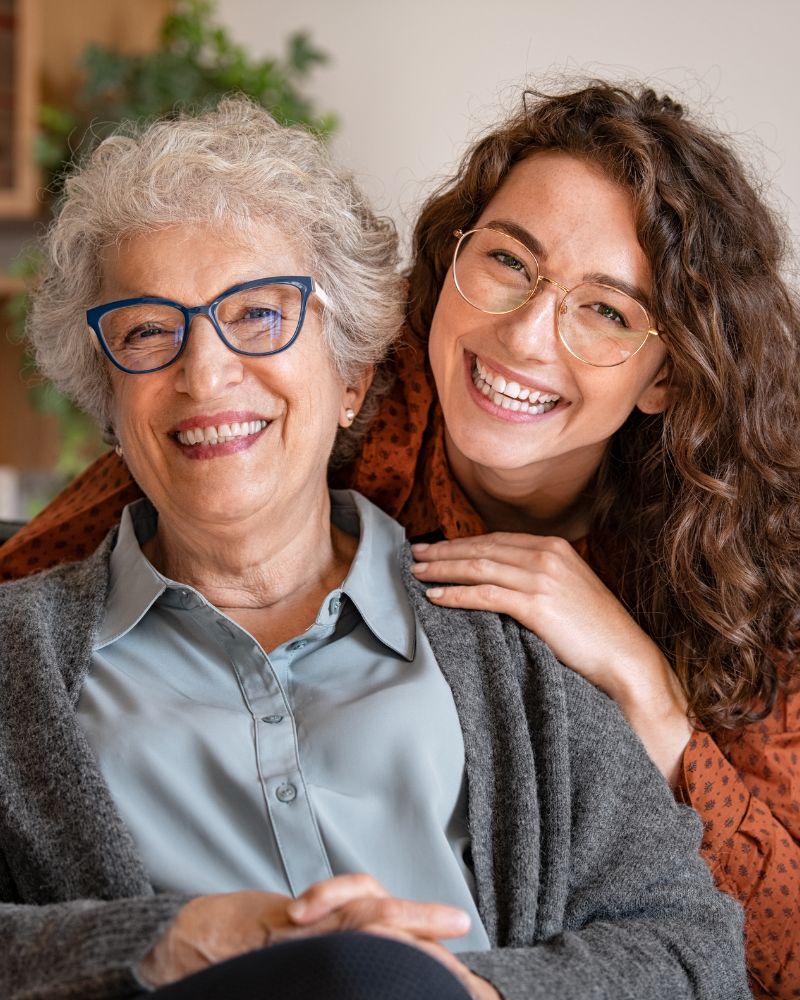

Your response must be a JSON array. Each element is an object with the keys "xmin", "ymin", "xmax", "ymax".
[{"xmin": 101, "ymin": 223, "xmax": 364, "ymax": 529}]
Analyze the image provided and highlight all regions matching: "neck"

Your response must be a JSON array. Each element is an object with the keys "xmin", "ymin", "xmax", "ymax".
[
  {"xmin": 444, "ymin": 431, "xmax": 604, "ymax": 540},
  {"xmin": 142, "ymin": 490, "xmax": 357, "ymax": 613}
]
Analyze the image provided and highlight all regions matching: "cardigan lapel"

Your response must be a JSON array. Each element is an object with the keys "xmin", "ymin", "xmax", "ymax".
[
  {"xmin": 402, "ymin": 554, "xmax": 542, "ymax": 946},
  {"xmin": 0, "ymin": 535, "xmax": 154, "ymax": 903}
]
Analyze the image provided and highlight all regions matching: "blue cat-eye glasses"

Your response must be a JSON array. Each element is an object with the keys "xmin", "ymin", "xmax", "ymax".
[{"xmin": 87, "ymin": 275, "xmax": 329, "ymax": 375}]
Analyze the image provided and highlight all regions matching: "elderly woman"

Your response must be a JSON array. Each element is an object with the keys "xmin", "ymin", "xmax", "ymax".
[{"xmin": 0, "ymin": 100, "xmax": 750, "ymax": 1000}]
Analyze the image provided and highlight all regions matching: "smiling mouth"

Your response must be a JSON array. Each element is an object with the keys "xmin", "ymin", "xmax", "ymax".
[
  {"xmin": 175, "ymin": 419, "xmax": 269, "ymax": 446},
  {"xmin": 471, "ymin": 356, "xmax": 561, "ymax": 414}
]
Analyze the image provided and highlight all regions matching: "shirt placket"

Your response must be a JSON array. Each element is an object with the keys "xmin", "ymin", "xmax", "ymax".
[{"xmin": 202, "ymin": 606, "xmax": 334, "ymax": 896}]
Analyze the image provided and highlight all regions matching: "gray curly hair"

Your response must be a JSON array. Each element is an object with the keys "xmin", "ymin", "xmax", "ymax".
[{"xmin": 28, "ymin": 97, "xmax": 403, "ymax": 465}]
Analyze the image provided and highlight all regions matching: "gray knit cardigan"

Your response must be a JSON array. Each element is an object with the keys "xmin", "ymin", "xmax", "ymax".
[{"xmin": 0, "ymin": 533, "xmax": 751, "ymax": 1000}]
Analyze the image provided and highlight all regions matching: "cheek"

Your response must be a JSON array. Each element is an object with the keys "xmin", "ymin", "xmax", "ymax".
[{"xmin": 428, "ymin": 292, "xmax": 462, "ymax": 383}]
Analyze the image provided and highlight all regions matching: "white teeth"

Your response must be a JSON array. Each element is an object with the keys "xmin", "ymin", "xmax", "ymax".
[
  {"xmin": 176, "ymin": 419, "xmax": 268, "ymax": 447},
  {"xmin": 471, "ymin": 356, "xmax": 560, "ymax": 414}
]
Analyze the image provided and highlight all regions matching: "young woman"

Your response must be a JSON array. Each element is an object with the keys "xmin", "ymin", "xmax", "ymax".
[{"xmin": 2, "ymin": 83, "xmax": 798, "ymax": 997}]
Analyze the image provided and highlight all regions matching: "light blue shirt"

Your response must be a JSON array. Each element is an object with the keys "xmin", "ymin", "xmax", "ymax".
[{"xmin": 78, "ymin": 491, "xmax": 490, "ymax": 953}]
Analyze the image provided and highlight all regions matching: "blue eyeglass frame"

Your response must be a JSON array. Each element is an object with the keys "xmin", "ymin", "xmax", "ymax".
[{"xmin": 86, "ymin": 275, "xmax": 328, "ymax": 375}]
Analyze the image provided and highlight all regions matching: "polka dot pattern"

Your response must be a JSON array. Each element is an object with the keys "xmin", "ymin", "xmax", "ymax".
[
  {"xmin": 0, "ymin": 451, "xmax": 141, "ymax": 581},
  {"xmin": 681, "ymin": 695, "xmax": 800, "ymax": 998},
  {"xmin": 3, "ymin": 323, "xmax": 799, "ymax": 994}
]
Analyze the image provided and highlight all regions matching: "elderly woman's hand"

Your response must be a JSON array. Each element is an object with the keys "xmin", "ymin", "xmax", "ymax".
[
  {"xmin": 287, "ymin": 874, "xmax": 501, "ymax": 1000},
  {"xmin": 138, "ymin": 878, "xmax": 486, "ymax": 992},
  {"xmin": 411, "ymin": 533, "xmax": 693, "ymax": 787}
]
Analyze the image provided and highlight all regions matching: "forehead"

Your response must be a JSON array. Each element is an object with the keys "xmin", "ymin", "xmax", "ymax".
[
  {"xmin": 98, "ymin": 221, "xmax": 309, "ymax": 300},
  {"xmin": 475, "ymin": 151, "xmax": 650, "ymax": 282}
]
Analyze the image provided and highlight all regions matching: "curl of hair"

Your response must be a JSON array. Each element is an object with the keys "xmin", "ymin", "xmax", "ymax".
[
  {"xmin": 28, "ymin": 97, "xmax": 403, "ymax": 465},
  {"xmin": 407, "ymin": 82, "xmax": 800, "ymax": 732}
]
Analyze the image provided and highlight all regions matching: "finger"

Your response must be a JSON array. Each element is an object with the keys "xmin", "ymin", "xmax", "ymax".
[
  {"xmin": 287, "ymin": 873, "xmax": 389, "ymax": 924},
  {"xmin": 411, "ymin": 553, "xmax": 540, "ymax": 596},
  {"xmin": 424, "ymin": 582, "xmax": 531, "ymax": 621},
  {"xmin": 332, "ymin": 896, "xmax": 471, "ymax": 941},
  {"xmin": 411, "ymin": 532, "xmax": 561, "ymax": 561}
]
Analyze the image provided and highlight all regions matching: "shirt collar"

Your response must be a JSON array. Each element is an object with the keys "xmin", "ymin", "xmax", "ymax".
[
  {"xmin": 329, "ymin": 489, "xmax": 416, "ymax": 660},
  {"xmin": 95, "ymin": 491, "xmax": 416, "ymax": 661},
  {"xmin": 95, "ymin": 499, "xmax": 166, "ymax": 649}
]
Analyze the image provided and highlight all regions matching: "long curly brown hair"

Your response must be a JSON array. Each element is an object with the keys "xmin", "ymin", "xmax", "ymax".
[{"xmin": 406, "ymin": 83, "xmax": 800, "ymax": 733}]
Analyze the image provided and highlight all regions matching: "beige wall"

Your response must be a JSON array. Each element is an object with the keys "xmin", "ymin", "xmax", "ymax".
[{"xmin": 219, "ymin": 0, "xmax": 800, "ymax": 259}]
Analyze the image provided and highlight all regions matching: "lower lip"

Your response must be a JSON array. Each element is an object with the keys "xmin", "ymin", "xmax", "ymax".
[
  {"xmin": 172, "ymin": 424, "xmax": 269, "ymax": 460},
  {"xmin": 463, "ymin": 353, "xmax": 564, "ymax": 423}
]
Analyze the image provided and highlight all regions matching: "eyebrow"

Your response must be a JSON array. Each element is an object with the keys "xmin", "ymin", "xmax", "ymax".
[{"xmin": 483, "ymin": 217, "xmax": 652, "ymax": 310}]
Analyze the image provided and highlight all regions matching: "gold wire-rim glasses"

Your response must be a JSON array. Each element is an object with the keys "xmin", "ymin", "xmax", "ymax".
[{"xmin": 451, "ymin": 227, "xmax": 660, "ymax": 368}]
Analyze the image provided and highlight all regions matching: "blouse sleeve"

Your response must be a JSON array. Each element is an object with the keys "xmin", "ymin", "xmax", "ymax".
[{"xmin": 680, "ymin": 687, "xmax": 800, "ymax": 998}]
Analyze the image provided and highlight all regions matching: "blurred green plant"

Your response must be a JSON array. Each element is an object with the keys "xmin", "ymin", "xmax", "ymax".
[{"xmin": 13, "ymin": 0, "xmax": 334, "ymax": 493}]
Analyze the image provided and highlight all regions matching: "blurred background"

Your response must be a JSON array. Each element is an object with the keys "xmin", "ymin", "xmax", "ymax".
[{"xmin": 1, "ymin": 0, "xmax": 798, "ymax": 519}]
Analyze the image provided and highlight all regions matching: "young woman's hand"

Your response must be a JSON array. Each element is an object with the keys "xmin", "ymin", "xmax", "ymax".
[{"xmin": 411, "ymin": 533, "xmax": 692, "ymax": 786}]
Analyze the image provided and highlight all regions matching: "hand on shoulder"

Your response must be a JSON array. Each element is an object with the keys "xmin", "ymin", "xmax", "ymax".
[{"xmin": 411, "ymin": 532, "xmax": 693, "ymax": 785}]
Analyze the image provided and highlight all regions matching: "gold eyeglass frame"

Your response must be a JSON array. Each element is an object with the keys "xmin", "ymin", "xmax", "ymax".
[{"xmin": 452, "ymin": 228, "xmax": 660, "ymax": 368}]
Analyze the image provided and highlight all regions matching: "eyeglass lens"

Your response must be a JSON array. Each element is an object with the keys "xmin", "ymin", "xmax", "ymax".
[
  {"xmin": 98, "ymin": 282, "xmax": 304, "ymax": 372},
  {"xmin": 453, "ymin": 228, "xmax": 651, "ymax": 367}
]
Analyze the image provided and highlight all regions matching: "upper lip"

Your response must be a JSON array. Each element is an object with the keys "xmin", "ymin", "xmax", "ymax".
[
  {"xmin": 469, "ymin": 351, "xmax": 564, "ymax": 398},
  {"xmin": 169, "ymin": 410, "xmax": 271, "ymax": 434}
]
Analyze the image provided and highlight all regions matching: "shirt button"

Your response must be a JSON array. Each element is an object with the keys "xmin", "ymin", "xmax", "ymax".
[
  {"xmin": 261, "ymin": 714, "xmax": 284, "ymax": 724},
  {"xmin": 328, "ymin": 595, "xmax": 341, "ymax": 615},
  {"xmin": 276, "ymin": 783, "xmax": 297, "ymax": 803},
  {"xmin": 287, "ymin": 639, "xmax": 308, "ymax": 652}
]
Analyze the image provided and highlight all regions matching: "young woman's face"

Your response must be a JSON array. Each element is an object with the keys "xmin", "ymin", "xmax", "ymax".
[{"xmin": 428, "ymin": 151, "xmax": 669, "ymax": 490}]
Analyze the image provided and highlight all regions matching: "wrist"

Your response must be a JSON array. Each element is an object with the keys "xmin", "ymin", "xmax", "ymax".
[{"xmin": 608, "ymin": 650, "xmax": 693, "ymax": 787}]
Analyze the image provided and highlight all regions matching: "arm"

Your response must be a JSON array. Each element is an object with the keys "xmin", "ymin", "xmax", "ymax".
[
  {"xmin": 0, "ymin": 893, "xmax": 187, "ymax": 1000},
  {"xmin": 460, "ymin": 660, "xmax": 750, "ymax": 1000},
  {"xmin": 411, "ymin": 532, "xmax": 800, "ymax": 995},
  {"xmin": 680, "ymin": 711, "xmax": 800, "ymax": 999}
]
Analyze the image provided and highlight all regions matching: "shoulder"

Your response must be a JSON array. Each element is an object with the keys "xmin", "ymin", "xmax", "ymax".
[
  {"xmin": 0, "ymin": 531, "xmax": 116, "ymax": 682},
  {"xmin": 0, "ymin": 530, "xmax": 114, "ymax": 609}
]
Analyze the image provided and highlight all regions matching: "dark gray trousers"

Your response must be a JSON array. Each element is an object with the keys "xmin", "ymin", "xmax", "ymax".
[{"xmin": 147, "ymin": 931, "xmax": 473, "ymax": 1000}]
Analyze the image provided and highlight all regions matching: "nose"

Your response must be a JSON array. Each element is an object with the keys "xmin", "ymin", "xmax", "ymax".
[
  {"xmin": 171, "ymin": 315, "xmax": 245, "ymax": 399},
  {"xmin": 495, "ymin": 276, "xmax": 565, "ymax": 361}
]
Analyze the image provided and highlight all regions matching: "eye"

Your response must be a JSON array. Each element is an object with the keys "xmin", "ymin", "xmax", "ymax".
[
  {"xmin": 242, "ymin": 306, "xmax": 281, "ymax": 322},
  {"xmin": 124, "ymin": 323, "xmax": 176, "ymax": 344},
  {"xmin": 489, "ymin": 250, "xmax": 529, "ymax": 275},
  {"xmin": 589, "ymin": 301, "xmax": 628, "ymax": 327}
]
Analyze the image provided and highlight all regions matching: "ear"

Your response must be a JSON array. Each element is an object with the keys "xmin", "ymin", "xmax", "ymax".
[
  {"xmin": 338, "ymin": 365, "xmax": 374, "ymax": 428},
  {"xmin": 635, "ymin": 360, "xmax": 672, "ymax": 415}
]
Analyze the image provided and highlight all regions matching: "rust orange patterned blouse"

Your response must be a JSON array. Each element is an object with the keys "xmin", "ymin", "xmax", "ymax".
[{"xmin": 1, "ymin": 331, "xmax": 798, "ymax": 998}]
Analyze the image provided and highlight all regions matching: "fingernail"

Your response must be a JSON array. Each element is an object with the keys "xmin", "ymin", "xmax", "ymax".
[
  {"xmin": 426, "ymin": 587, "xmax": 444, "ymax": 599},
  {"xmin": 287, "ymin": 900, "xmax": 306, "ymax": 920},
  {"xmin": 450, "ymin": 910, "xmax": 471, "ymax": 933},
  {"xmin": 411, "ymin": 542, "xmax": 429, "ymax": 552},
  {"xmin": 411, "ymin": 562, "xmax": 428, "ymax": 572}
]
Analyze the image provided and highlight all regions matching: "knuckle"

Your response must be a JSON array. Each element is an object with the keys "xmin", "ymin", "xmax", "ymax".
[{"xmin": 469, "ymin": 557, "xmax": 493, "ymax": 576}]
